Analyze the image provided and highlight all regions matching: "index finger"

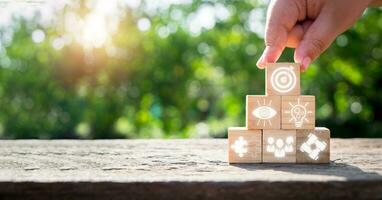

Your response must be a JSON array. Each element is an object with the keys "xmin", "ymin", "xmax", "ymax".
[{"xmin": 257, "ymin": 0, "xmax": 305, "ymax": 68}]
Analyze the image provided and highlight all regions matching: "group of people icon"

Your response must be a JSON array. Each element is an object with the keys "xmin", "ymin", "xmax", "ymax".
[{"xmin": 266, "ymin": 136, "xmax": 294, "ymax": 158}]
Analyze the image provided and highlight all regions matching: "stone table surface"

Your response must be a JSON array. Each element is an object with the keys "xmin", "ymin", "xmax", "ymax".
[{"xmin": 0, "ymin": 139, "xmax": 381, "ymax": 199}]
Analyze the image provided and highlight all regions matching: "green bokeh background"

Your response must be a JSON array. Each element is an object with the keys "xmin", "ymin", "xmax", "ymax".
[{"xmin": 1, "ymin": 0, "xmax": 382, "ymax": 139}]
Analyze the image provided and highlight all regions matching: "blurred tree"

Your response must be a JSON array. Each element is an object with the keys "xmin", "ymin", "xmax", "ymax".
[{"xmin": 0, "ymin": 0, "xmax": 381, "ymax": 138}]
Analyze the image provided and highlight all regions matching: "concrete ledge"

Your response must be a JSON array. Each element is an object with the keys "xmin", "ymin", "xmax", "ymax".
[{"xmin": 0, "ymin": 139, "xmax": 381, "ymax": 199}]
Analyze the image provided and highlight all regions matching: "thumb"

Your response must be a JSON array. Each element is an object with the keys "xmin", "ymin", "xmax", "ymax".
[{"xmin": 294, "ymin": 15, "xmax": 339, "ymax": 71}]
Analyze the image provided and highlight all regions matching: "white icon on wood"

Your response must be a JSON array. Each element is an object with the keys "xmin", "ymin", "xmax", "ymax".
[
  {"xmin": 231, "ymin": 136, "xmax": 248, "ymax": 157},
  {"xmin": 252, "ymin": 99, "xmax": 277, "ymax": 126},
  {"xmin": 266, "ymin": 136, "xmax": 294, "ymax": 158},
  {"xmin": 300, "ymin": 133, "xmax": 327, "ymax": 160},
  {"xmin": 284, "ymin": 98, "xmax": 312, "ymax": 128},
  {"xmin": 270, "ymin": 66, "xmax": 297, "ymax": 93}
]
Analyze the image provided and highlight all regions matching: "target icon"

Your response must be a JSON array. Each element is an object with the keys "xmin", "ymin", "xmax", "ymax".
[{"xmin": 270, "ymin": 66, "xmax": 297, "ymax": 93}]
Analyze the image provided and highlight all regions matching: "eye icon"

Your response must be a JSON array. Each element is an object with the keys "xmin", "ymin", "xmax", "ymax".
[{"xmin": 252, "ymin": 106, "xmax": 277, "ymax": 120}]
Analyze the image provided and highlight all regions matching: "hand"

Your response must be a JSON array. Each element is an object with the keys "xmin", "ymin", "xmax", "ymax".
[{"xmin": 256, "ymin": 0, "xmax": 373, "ymax": 70}]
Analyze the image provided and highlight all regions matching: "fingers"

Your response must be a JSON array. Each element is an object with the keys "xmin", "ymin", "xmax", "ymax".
[
  {"xmin": 295, "ymin": 0, "xmax": 369, "ymax": 70},
  {"xmin": 286, "ymin": 20, "xmax": 313, "ymax": 48},
  {"xmin": 294, "ymin": 13, "xmax": 341, "ymax": 70},
  {"xmin": 257, "ymin": 0, "xmax": 304, "ymax": 69},
  {"xmin": 286, "ymin": 25, "xmax": 304, "ymax": 48}
]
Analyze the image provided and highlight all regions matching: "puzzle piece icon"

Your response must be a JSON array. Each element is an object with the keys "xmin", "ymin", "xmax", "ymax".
[
  {"xmin": 300, "ymin": 133, "xmax": 327, "ymax": 160},
  {"xmin": 231, "ymin": 136, "xmax": 248, "ymax": 157}
]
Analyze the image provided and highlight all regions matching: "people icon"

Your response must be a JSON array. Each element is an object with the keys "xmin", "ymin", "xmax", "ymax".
[{"xmin": 266, "ymin": 136, "xmax": 294, "ymax": 158}]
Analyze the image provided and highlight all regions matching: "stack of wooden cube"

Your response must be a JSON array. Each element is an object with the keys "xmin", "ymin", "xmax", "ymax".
[{"xmin": 228, "ymin": 63, "xmax": 330, "ymax": 164}]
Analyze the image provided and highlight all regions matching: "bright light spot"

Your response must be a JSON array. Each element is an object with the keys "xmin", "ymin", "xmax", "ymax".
[
  {"xmin": 197, "ymin": 99, "xmax": 209, "ymax": 111},
  {"xmin": 197, "ymin": 42, "xmax": 210, "ymax": 54},
  {"xmin": 0, "ymin": 56, "xmax": 11, "ymax": 68},
  {"xmin": 137, "ymin": 18, "xmax": 151, "ymax": 32},
  {"xmin": 93, "ymin": 0, "xmax": 117, "ymax": 15},
  {"xmin": 167, "ymin": 23, "xmax": 178, "ymax": 33},
  {"xmin": 247, "ymin": 8, "xmax": 265, "ymax": 38},
  {"xmin": 336, "ymin": 35, "xmax": 348, "ymax": 47},
  {"xmin": 145, "ymin": 0, "xmax": 191, "ymax": 15},
  {"xmin": 196, "ymin": 122, "xmax": 209, "ymax": 138},
  {"xmin": 258, "ymin": 0, "xmax": 270, "ymax": 5},
  {"xmin": 214, "ymin": 3, "xmax": 230, "ymax": 21},
  {"xmin": 318, "ymin": 103, "xmax": 332, "ymax": 118},
  {"xmin": 32, "ymin": 29, "xmax": 45, "ymax": 43},
  {"xmin": 82, "ymin": 13, "xmax": 108, "ymax": 48},
  {"xmin": 115, "ymin": 117, "xmax": 133, "ymax": 135},
  {"xmin": 245, "ymin": 44, "xmax": 257, "ymax": 56},
  {"xmin": 65, "ymin": 12, "xmax": 81, "ymax": 35},
  {"xmin": 171, "ymin": 9, "xmax": 183, "ymax": 20},
  {"xmin": 63, "ymin": 34, "xmax": 73, "ymax": 45},
  {"xmin": 351, "ymin": 101, "xmax": 362, "ymax": 114},
  {"xmin": 125, "ymin": 0, "xmax": 141, "ymax": 9},
  {"xmin": 2, "ymin": 30, "xmax": 13, "ymax": 47},
  {"xmin": 75, "ymin": 122, "xmax": 91, "ymax": 138},
  {"xmin": 186, "ymin": 3, "xmax": 231, "ymax": 36},
  {"xmin": 64, "ymin": 1, "xmax": 122, "ymax": 49},
  {"xmin": 52, "ymin": 37, "xmax": 65, "ymax": 50},
  {"xmin": 157, "ymin": 26, "xmax": 170, "ymax": 38},
  {"xmin": 194, "ymin": 5, "xmax": 215, "ymax": 30}
]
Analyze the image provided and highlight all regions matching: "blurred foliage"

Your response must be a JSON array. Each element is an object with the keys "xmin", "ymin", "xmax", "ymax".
[{"xmin": 0, "ymin": 0, "xmax": 382, "ymax": 139}]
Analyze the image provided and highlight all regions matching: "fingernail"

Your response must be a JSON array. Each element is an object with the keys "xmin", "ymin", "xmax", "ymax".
[
  {"xmin": 301, "ymin": 57, "xmax": 311, "ymax": 71},
  {"xmin": 256, "ymin": 54, "xmax": 265, "ymax": 69},
  {"xmin": 294, "ymin": 54, "xmax": 303, "ymax": 64}
]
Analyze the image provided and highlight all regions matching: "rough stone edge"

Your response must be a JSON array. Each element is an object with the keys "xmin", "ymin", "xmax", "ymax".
[{"xmin": 0, "ymin": 180, "xmax": 381, "ymax": 200}]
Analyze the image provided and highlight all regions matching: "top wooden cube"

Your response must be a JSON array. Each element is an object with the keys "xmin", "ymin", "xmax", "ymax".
[{"xmin": 266, "ymin": 63, "xmax": 300, "ymax": 96}]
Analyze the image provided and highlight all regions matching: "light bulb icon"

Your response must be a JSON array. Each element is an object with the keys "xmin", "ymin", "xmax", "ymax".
[
  {"xmin": 291, "ymin": 105, "xmax": 306, "ymax": 128},
  {"xmin": 285, "ymin": 98, "xmax": 313, "ymax": 128}
]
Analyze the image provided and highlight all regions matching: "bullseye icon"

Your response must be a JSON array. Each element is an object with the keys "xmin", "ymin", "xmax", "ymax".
[{"xmin": 270, "ymin": 66, "xmax": 297, "ymax": 93}]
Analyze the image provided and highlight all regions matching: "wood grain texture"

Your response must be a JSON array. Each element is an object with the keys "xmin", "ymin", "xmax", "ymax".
[
  {"xmin": 297, "ymin": 127, "xmax": 330, "ymax": 163},
  {"xmin": 246, "ymin": 95, "xmax": 280, "ymax": 129},
  {"xmin": 228, "ymin": 127, "xmax": 262, "ymax": 163},
  {"xmin": 262, "ymin": 130, "xmax": 296, "ymax": 163},
  {"xmin": 266, "ymin": 63, "xmax": 300, "ymax": 96},
  {"xmin": 0, "ymin": 139, "xmax": 382, "ymax": 200},
  {"xmin": 282, "ymin": 95, "xmax": 315, "ymax": 129}
]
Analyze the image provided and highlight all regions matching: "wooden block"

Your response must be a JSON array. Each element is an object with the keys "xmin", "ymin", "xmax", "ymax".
[
  {"xmin": 246, "ymin": 95, "xmax": 280, "ymax": 130},
  {"xmin": 228, "ymin": 127, "xmax": 262, "ymax": 163},
  {"xmin": 296, "ymin": 127, "xmax": 330, "ymax": 163},
  {"xmin": 266, "ymin": 63, "xmax": 300, "ymax": 95},
  {"xmin": 262, "ymin": 130, "xmax": 296, "ymax": 163},
  {"xmin": 281, "ymin": 95, "xmax": 315, "ymax": 129}
]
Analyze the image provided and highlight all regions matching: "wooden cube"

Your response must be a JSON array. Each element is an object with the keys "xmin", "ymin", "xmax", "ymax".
[
  {"xmin": 262, "ymin": 130, "xmax": 296, "ymax": 163},
  {"xmin": 266, "ymin": 63, "xmax": 300, "ymax": 95},
  {"xmin": 296, "ymin": 127, "xmax": 330, "ymax": 163},
  {"xmin": 228, "ymin": 127, "xmax": 262, "ymax": 163},
  {"xmin": 281, "ymin": 95, "xmax": 315, "ymax": 129},
  {"xmin": 246, "ymin": 95, "xmax": 280, "ymax": 130}
]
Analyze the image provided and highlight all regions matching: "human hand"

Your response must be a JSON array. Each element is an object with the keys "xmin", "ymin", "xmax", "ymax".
[{"xmin": 256, "ymin": 0, "xmax": 373, "ymax": 71}]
